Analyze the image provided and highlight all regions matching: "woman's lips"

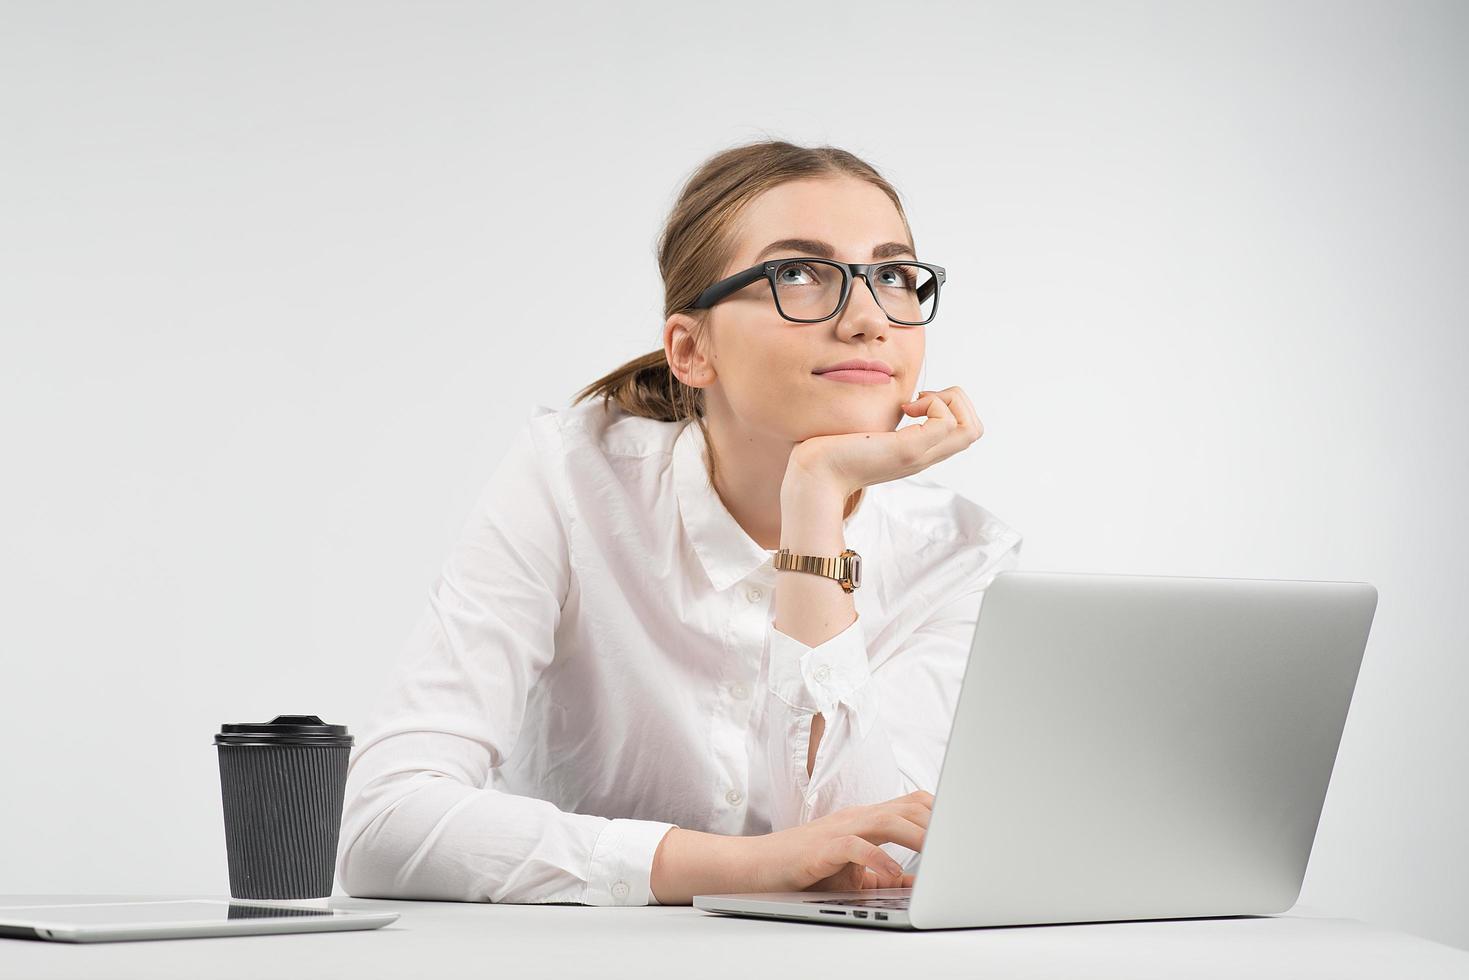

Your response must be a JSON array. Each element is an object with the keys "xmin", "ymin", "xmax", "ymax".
[{"xmin": 815, "ymin": 369, "xmax": 894, "ymax": 385}]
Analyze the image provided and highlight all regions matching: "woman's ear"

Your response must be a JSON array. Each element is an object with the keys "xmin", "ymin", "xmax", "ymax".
[{"xmin": 664, "ymin": 313, "xmax": 715, "ymax": 389}]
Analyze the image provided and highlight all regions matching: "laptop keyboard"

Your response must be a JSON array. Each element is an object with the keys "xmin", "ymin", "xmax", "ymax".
[{"xmin": 802, "ymin": 896, "xmax": 911, "ymax": 909}]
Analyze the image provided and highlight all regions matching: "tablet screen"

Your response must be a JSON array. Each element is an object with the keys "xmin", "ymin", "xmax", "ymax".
[{"xmin": 0, "ymin": 900, "xmax": 341, "ymax": 927}]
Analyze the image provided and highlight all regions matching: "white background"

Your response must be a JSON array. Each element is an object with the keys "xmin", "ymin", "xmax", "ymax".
[{"xmin": 2, "ymin": 0, "xmax": 1464, "ymax": 952}]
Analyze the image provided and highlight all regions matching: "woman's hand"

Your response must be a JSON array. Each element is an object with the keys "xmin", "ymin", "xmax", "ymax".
[
  {"xmin": 745, "ymin": 789, "xmax": 932, "ymax": 894},
  {"xmin": 786, "ymin": 387, "xmax": 985, "ymax": 497},
  {"xmin": 649, "ymin": 793, "xmax": 930, "ymax": 903}
]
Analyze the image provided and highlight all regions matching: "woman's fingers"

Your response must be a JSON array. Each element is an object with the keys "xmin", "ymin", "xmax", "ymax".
[
  {"xmin": 938, "ymin": 386, "xmax": 971, "ymax": 427},
  {"xmin": 878, "ymin": 791, "xmax": 934, "ymax": 827},
  {"xmin": 905, "ymin": 389, "xmax": 954, "ymax": 423},
  {"xmin": 903, "ymin": 387, "xmax": 982, "ymax": 460},
  {"xmin": 893, "ymin": 801, "xmax": 933, "ymax": 829},
  {"xmin": 898, "ymin": 389, "xmax": 964, "ymax": 465},
  {"xmin": 898, "ymin": 391, "xmax": 952, "ymax": 458},
  {"xmin": 913, "ymin": 386, "xmax": 972, "ymax": 431},
  {"xmin": 859, "ymin": 867, "xmax": 918, "ymax": 890},
  {"xmin": 826, "ymin": 835, "xmax": 906, "ymax": 887},
  {"xmin": 953, "ymin": 387, "xmax": 984, "ymax": 438},
  {"xmin": 844, "ymin": 810, "xmax": 927, "ymax": 853},
  {"xmin": 798, "ymin": 792, "xmax": 934, "ymax": 893}
]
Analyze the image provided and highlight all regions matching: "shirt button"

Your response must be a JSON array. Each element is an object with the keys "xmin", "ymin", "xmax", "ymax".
[
  {"xmin": 730, "ymin": 683, "xmax": 750, "ymax": 701},
  {"xmin": 813, "ymin": 664, "xmax": 832, "ymax": 683},
  {"xmin": 725, "ymin": 788, "xmax": 744, "ymax": 806},
  {"xmin": 746, "ymin": 586, "xmax": 763, "ymax": 602},
  {"xmin": 612, "ymin": 880, "xmax": 630, "ymax": 900}
]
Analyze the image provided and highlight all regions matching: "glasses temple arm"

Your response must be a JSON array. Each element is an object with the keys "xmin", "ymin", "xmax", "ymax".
[{"xmin": 691, "ymin": 264, "xmax": 769, "ymax": 309}]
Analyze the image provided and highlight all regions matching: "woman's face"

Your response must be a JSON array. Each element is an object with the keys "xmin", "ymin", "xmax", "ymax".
[{"xmin": 685, "ymin": 176, "xmax": 925, "ymax": 443}]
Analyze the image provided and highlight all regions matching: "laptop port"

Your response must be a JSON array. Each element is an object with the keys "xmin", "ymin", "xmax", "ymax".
[
  {"xmin": 819, "ymin": 909, "xmax": 845, "ymax": 915},
  {"xmin": 875, "ymin": 912, "xmax": 888, "ymax": 920},
  {"xmin": 853, "ymin": 910, "xmax": 868, "ymax": 919}
]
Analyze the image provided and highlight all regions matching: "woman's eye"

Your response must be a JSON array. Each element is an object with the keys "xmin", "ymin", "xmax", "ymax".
[
  {"xmin": 776, "ymin": 262, "xmax": 821, "ymax": 286},
  {"xmin": 877, "ymin": 266, "xmax": 918, "ymax": 290}
]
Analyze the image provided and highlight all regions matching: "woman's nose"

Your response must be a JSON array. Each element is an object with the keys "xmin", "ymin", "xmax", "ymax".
[{"xmin": 836, "ymin": 275, "xmax": 890, "ymax": 336}]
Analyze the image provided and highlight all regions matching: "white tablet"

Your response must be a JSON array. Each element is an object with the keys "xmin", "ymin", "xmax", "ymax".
[{"xmin": 0, "ymin": 899, "xmax": 399, "ymax": 943}]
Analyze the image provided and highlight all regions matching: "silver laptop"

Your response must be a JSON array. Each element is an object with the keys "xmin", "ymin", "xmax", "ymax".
[{"xmin": 695, "ymin": 570, "xmax": 1377, "ymax": 930}]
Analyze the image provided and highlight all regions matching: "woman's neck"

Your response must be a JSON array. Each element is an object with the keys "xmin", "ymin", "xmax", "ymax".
[{"xmin": 700, "ymin": 411, "xmax": 861, "ymax": 552}]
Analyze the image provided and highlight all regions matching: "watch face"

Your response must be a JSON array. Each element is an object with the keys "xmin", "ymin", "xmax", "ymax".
[{"xmin": 848, "ymin": 553, "xmax": 861, "ymax": 589}]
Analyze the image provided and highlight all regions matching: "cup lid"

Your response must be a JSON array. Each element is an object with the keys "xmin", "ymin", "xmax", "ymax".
[{"xmin": 215, "ymin": 714, "xmax": 353, "ymax": 745}]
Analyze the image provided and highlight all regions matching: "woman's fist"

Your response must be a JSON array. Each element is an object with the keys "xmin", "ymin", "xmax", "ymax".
[{"xmin": 786, "ymin": 386, "xmax": 985, "ymax": 497}]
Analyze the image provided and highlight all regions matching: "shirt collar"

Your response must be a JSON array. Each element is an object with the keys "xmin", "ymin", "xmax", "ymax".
[{"xmin": 672, "ymin": 417, "xmax": 872, "ymax": 593}]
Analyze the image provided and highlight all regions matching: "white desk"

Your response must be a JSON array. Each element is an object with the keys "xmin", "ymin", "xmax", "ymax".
[{"xmin": 3, "ymin": 894, "xmax": 1466, "ymax": 979}]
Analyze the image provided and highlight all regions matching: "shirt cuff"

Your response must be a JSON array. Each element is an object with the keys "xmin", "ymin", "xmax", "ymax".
[
  {"xmin": 583, "ymin": 817, "xmax": 680, "ymax": 906},
  {"xmin": 766, "ymin": 611, "xmax": 872, "ymax": 720}
]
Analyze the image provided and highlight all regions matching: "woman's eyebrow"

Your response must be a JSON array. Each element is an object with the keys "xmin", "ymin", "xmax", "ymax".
[{"xmin": 755, "ymin": 238, "xmax": 917, "ymax": 261}]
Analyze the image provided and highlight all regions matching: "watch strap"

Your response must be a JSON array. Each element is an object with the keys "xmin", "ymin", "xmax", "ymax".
[{"xmin": 773, "ymin": 547, "xmax": 862, "ymax": 593}]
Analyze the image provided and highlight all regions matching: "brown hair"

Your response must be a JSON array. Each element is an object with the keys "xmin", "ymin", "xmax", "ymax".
[{"xmin": 571, "ymin": 138, "xmax": 915, "ymax": 521}]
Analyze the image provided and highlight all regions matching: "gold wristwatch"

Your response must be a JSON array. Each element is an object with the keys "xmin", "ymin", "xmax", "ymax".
[{"xmin": 773, "ymin": 547, "xmax": 863, "ymax": 593}]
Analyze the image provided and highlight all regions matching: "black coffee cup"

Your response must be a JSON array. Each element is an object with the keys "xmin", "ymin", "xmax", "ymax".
[{"xmin": 215, "ymin": 714, "xmax": 354, "ymax": 900}]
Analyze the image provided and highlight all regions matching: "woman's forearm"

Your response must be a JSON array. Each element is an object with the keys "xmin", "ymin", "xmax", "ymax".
[
  {"xmin": 775, "ymin": 469, "xmax": 856, "ymax": 775},
  {"xmin": 649, "ymin": 827, "xmax": 754, "ymax": 905},
  {"xmin": 649, "ymin": 477, "xmax": 866, "ymax": 905}
]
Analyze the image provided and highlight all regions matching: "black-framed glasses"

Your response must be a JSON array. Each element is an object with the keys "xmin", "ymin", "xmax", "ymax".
[{"xmin": 689, "ymin": 257, "xmax": 946, "ymax": 326}]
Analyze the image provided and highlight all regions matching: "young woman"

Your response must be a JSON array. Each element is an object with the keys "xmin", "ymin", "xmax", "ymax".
[{"xmin": 336, "ymin": 140, "xmax": 1023, "ymax": 907}]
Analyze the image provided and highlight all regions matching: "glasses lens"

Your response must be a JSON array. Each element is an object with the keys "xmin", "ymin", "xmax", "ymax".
[
  {"xmin": 770, "ymin": 260, "xmax": 939, "ymax": 323},
  {"xmin": 771, "ymin": 260, "xmax": 845, "ymax": 321},
  {"xmin": 871, "ymin": 263, "xmax": 937, "ymax": 324}
]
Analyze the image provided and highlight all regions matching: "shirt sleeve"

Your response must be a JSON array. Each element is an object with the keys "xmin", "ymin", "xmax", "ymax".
[
  {"xmin": 760, "ymin": 533, "xmax": 1023, "ymax": 872},
  {"xmin": 336, "ymin": 413, "xmax": 679, "ymax": 906}
]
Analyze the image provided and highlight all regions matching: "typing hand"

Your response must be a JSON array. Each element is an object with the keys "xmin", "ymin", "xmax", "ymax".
[{"xmin": 750, "ymin": 789, "xmax": 930, "ymax": 893}]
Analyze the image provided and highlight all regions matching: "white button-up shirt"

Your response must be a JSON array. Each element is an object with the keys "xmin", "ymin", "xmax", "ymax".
[{"xmin": 336, "ymin": 399, "xmax": 1023, "ymax": 906}]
